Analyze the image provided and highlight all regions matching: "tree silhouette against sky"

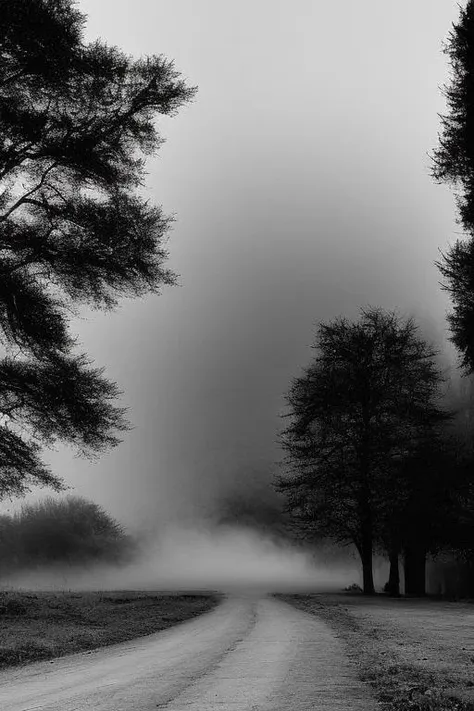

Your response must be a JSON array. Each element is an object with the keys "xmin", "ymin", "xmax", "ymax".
[{"xmin": 0, "ymin": 0, "xmax": 196, "ymax": 499}]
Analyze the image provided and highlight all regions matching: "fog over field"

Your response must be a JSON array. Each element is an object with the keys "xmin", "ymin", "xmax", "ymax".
[
  {"xmin": 0, "ymin": 0, "xmax": 464, "ymax": 589},
  {"xmin": 1, "ymin": 524, "xmax": 361, "ymax": 593}
]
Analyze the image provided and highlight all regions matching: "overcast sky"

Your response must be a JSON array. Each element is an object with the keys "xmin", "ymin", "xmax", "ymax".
[{"xmin": 7, "ymin": 0, "xmax": 463, "ymax": 527}]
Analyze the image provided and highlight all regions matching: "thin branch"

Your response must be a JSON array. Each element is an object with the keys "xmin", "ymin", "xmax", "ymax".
[{"xmin": 0, "ymin": 162, "xmax": 58, "ymax": 222}]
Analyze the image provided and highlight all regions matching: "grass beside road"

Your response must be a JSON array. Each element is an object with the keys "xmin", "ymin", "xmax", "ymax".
[
  {"xmin": 0, "ymin": 590, "xmax": 220, "ymax": 670},
  {"xmin": 279, "ymin": 593, "xmax": 474, "ymax": 711}
]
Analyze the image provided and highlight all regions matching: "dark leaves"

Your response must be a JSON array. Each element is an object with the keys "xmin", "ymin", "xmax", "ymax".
[
  {"xmin": 276, "ymin": 308, "xmax": 450, "ymax": 549},
  {"xmin": 0, "ymin": 270, "xmax": 72, "ymax": 354},
  {"xmin": 0, "ymin": 426, "xmax": 64, "ymax": 500},
  {"xmin": 0, "ymin": 0, "xmax": 193, "ymax": 499},
  {"xmin": 432, "ymin": 2, "xmax": 474, "ymax": 372},
  {"xmin": 437, "ymin": 239, "xmax": 474, "ymax": 371},
  {"xmin": 0, "ymin": 354, "xmax": 129, "ymax": 453},
  {"xmin": 43, "ymin": 192, "xmax": 176, "ymax": 307}
]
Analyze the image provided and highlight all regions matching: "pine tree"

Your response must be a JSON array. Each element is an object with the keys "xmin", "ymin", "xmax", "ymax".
[
  {"xmin": 0, "ymin": 0, "xmax": 196, "ymax": 499},
  {"xmin": 433, "ymin": 1, "xmax": 474, "ymax": 372}
]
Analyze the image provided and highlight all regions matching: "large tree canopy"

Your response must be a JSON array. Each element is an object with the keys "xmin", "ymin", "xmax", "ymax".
[
  {"xmin": 275, "ymin": 307, "xmax": 450, "ymax": 594},
  {"xmin": 432, "ymin": 1, "xmax": 474, "ymax": 372},
  {"xmin": 0, "ymin": 0, "xmax": 196, "ymax": 499}
]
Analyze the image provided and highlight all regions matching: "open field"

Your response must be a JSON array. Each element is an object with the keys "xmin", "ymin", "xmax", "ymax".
[
  {"xmin": 0, "ymin": 590, "xmax": 220, "ymax": 669},
  {"xmin": 279, "ymin": 593, "xmax": 474, "ymax": 711}
]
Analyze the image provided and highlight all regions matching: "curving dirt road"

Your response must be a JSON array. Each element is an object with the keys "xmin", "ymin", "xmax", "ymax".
[{"xmin": 0, "ymin": 594, "xmax": 378, "ymax": 710}]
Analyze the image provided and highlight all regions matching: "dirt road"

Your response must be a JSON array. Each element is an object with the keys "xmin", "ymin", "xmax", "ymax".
[{"xmin": 0, "ymin": 594, "xmax": 378, "ymax": 711}]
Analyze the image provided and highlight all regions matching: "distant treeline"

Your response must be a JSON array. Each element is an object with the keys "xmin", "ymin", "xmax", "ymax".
[{"xmin": 0, "ymin": 497, "xmax": 135, "ymax": 577}]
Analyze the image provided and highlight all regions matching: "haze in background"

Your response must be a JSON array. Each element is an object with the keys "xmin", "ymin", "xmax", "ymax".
[
  {"xmin": 1, "ymin": 524, "xmax": 362, "ymax": 593},
  {"xmin": 2, "ymin": 1, "xmax": 461, "ymax": 532}
]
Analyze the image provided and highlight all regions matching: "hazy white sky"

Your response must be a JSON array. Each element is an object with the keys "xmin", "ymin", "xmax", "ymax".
[{"xmin": 7, "ymin": 0, "xmax": 463, "ymax": 527}]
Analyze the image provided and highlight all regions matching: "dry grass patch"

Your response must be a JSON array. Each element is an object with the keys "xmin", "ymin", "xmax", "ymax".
[
  {"xmin": 0, "ymin": 590, "xmax": 220, "ymax": 669},
  {"xmin": 279, "ymin": 593, "xmax": 474, "ymax": 711}
]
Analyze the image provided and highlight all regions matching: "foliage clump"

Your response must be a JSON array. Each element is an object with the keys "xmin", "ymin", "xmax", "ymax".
[
  {"xmin": 0, "ymin": 495, "xmax": 134, "ymax": 575},
  {"xmin": 0, "ymin": 0, "xmax": 195, "ymax": 499},
  {"xmin": 433, "ymin": 1, "xmax": 474, "ymax": 373},
  {"xmin": 275, "ymin": 307, "xmax": 452, "ymax": 594}
]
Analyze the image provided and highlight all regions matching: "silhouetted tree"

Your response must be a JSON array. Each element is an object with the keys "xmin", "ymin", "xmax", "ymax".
[
  {"xmin": 440, "ymin": 446, "xmax": 474, "ymax": 591},
  {"xmin": 275, "ymin": 308, "xmax": 450, "ymax": 594},
  {"xmin": 380, "ymin": 433, "xmax": 461, "ymax": 596},
  {"xmin": 432, "ymin": 1, "xmax": 474, "ymax": 372},
  {"xmin": 0, "ymin": 496, "xmax": 134, "ymax": 573},
  {"xmin": 0, "ymin": 0, "xmax": 196, "ymax": 499}
]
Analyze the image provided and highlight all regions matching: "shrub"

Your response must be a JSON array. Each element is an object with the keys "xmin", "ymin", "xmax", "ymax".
[{"xmin": 0, "ymin": 496, "xmax": 134, "ymax": 576}]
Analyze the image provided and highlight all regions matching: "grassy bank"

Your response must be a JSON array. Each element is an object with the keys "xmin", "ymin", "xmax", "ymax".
[
  {"xmin": 279, "ymin": 593, "xmax": 474, "ymax": 711},
  {"xmin": 0, "ymin": 590, "xmax": 220, "ymax": 669}
]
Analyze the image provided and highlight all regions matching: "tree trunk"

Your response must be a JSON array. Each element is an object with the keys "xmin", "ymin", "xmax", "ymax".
[
  {"xmin": 359, "ymin": 527, "xmax": 375, "ymax": 595},
  {"xmin": 404, "ymin": 544, "xmax": 426, "ymax": 596},
  {"xmin": 361, "ymin": 550, "xmax": 375, "ymax": 594},
  {"xmin": 387, "ymin": 547, "xmax": 400, "ymax": 596},
  {"xmin": 358, "ymin": 420, "xmax": 375, "ymax": 595}
]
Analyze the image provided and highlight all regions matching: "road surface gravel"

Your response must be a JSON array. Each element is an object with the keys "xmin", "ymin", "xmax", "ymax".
[{"xmin": 0, "ymin": 594, "xmax": 378, "ymax": 710}]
